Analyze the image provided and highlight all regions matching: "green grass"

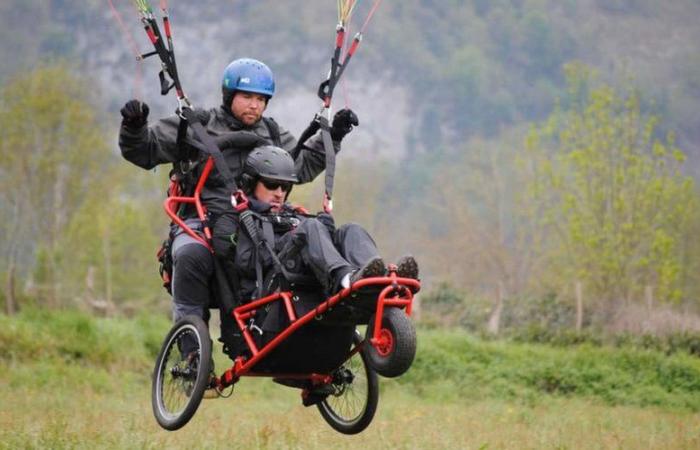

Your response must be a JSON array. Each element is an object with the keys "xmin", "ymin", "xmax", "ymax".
[
  {"xmin": 1, "ymin": 309, "xmax": 699, "ymax": 449},
  {"xmin": 401, "ymin": 330, "xmax": 700, "ymax": 411}
]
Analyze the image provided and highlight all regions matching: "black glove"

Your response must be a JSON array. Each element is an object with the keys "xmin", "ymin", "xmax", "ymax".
[
  {"xmin": 120, "ymin": 99, "xmax": 150, "ymax": 128},
  {"xmin": 316, "ymin": 212, "xmax": 336, "ymax": 235},
  {"xmin": 330, "ymin": 108, "xmax": 359, "ymax": 142}
]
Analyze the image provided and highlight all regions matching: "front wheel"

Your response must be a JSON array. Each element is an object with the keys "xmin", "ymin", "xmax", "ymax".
[
  {"xmin": 317, "ymin": 331, "xmax": 379, "ymax": 434},
  {"xmin": 151, "ymin": 315, "xmax": 212, "ymax": 431},
  {"xmin": 366, "ymin": 307, "xmax": 417, "ymax": 378}
]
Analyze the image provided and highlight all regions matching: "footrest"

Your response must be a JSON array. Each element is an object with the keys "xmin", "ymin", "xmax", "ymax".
[{"xmin": 317, "ymin": 290, "xmax": 381, "ymax": 326}]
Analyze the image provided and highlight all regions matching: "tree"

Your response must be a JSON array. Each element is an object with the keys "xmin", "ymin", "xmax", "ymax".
[
  {"xmin": 522, "ymin": 63, "xmax": 695, "ymax": 319},
  {"xmin": 0, "ymin": 64, "xmax": 109, "ymax": 310}
]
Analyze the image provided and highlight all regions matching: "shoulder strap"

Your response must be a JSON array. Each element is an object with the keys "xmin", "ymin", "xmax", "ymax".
[
  {"xmin": 263, "ymin": 117, "xmax": 282, "ymax": 147},
  {"xmin": 179, "ymin": 107, "xmax": 239, "ymax": 194}
]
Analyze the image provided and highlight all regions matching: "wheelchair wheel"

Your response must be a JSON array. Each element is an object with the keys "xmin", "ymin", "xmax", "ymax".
[
  {"xmin": 151, "ymin": 315, "xmax": 212, "ymax": 431},
  {"xmin": 317, "ymin": 330, "xmax": 379, "ymax": 435},
  {"xmin": 366, "ymin": 307, "xmax": 417, "ymax": 378}
]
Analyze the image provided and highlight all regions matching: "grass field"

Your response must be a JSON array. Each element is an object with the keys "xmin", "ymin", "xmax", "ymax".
[{"xmin": 1, "ymin": 310, "xmax": 699, "ymax": 449}]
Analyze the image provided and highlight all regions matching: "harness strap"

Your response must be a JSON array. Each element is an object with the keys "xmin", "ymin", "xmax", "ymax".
[
  {"xmin": 318, "ymin": 115, "xmax": 336, "ymax": 212},
  {"xmin": 239, "ymin": 210, "xmax": 294, "ymax": 298},
  {"xmin": 291, "ymin": 119, "xmax": 320, "ymax": 160},
  {"xmin": 175, "ymin": 113, "xmax": 189, "ymax": 154},
  {"xmin": 263, "ymin": 117, "xmax": 282, "ymax": 148},
  {"xmin": 179, "ymin": 107, "xmax": 238, "ymax": 194},
  {"xmin": 261, "ymin": 221, "xmax": 276, "ymax": 252}
]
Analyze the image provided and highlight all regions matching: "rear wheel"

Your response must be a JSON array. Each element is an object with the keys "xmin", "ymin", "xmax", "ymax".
[
  {"xmin": 317, "ymin": 331, "xmax": 379, "ymax": 434},
  {"xmin": 366, "ymin": 307, "xmax": 416, "ymax": 378},
  {"xmin": 151, "ymin": 315, "xmax": 212, "ymax": 431}
]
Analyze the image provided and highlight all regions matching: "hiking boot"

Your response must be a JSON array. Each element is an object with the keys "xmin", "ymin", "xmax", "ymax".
[
  {"xmin": 273, "ymin": 377, "xmax": 308, "ymax": 389},
  {"xmin": 202, "ymin": 370, "xmax": 219, "ymax": 399},
  {"xmin": 301, "ymin": 384, "xmax": 336, "ymax": 407},
  {"xmin": 183, "ymin": 351, "xmax": 219, "ymax": 399},
  {"xmin": 203, "ymin": 386, "xmax": 219, "ymax": 399},
  {"xmin": 396, "ymin": 255, "xmax": 419, "ymax": 279},
  {"xmin": 349, "ymin": 257, "xmax": 386, "ymax": 285}
]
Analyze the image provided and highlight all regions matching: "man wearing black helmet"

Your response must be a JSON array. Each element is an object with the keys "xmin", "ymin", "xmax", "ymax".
[
  {"xmin": 118, "ymin": 58, "xmax": 359, "ymax": 343},
  {"xmin": 225, "ymin": 145, "xmax": 419, "ymax": 305}
]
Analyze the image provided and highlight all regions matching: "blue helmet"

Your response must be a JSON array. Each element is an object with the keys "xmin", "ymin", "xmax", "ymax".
[{"xmin": 221, "ymin": 58, "xmax": 275, "ymax": 105}]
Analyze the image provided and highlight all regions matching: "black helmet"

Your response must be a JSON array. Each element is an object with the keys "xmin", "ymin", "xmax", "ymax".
[{"xmin": 240, "ymin": 145, "xmax": 298, "ymax": 194}]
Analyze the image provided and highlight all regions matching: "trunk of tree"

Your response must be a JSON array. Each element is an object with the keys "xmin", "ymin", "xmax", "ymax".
[
  {"xmin": 487, "ymin": 282, "xmax": 505, "ymax": 335},
  {"xmin": 4, "ymin": 198, "xmax": 21, "ymax": 315},
  {"xmin": 103, "ymin": 224, "xmax": 113, "ymax": 308},
  {"xmin": 5, "ymin": 263, "xmax": 16, "ymax": 315},
  {"xmin": 85, "ymin": 264, "xmax": 95, "ymax": 304},
  {"xmin": 575, "ymin": 281, "xmax": 583, "ymax": 332},
  {"xmin": 48, "ymin": 164, "xmax": 67, "ymax": 309},
  {"xmin": 86, "ymin": 265, "xmax": 112, "ymax": 316}
]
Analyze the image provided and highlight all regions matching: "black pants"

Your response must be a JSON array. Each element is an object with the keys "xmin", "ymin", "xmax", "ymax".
[
  {"xmin": 171, "ymin": 219, "xmax": 214, "ymax": 322},
  {"xmin": 211, "ymin": 214, "xmax": 382, "ymax": 297},
  {"xmin": 171, "ymin": 216, "xmax": 381, "ymax": 354}
]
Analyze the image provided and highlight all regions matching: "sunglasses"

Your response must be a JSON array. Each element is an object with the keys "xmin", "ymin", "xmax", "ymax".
[{"xmin": 260, "ymin": 178, "xmax": 293, "ymax": 192}]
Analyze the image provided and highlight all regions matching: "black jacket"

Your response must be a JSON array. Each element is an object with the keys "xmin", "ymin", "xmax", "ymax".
[{"xmin": 119, "ymin": 106, "xmax": 340, "ymax": 215}]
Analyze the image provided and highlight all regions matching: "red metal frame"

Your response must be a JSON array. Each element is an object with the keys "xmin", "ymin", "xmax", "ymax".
[
  {"xmin": 162, "ymin": 154, "xmax": 421, "ymax": 389},
  {"xmin": 217, "ymin": 273, "xmax": 419, "ymax": 388},
  {"xmin": 163, "ymin": 158, "xmax": 215, "ymax": 251}
]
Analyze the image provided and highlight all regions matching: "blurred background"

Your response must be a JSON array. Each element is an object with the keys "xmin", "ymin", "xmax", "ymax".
[
  {"xmin": 3, "ymin": 0, "xmax": 700, "ymax": 338},
  {"xmin": 2, "ymin": 2, "xmax": 700, "ymax": 447}
]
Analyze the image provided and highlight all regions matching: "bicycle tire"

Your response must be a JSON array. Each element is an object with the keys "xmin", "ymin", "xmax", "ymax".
[{"xmin": 151, "ymin": 315, "xmax": 212, "ymax": 431}]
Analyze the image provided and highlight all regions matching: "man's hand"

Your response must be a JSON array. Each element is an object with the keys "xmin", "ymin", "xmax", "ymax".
[
  {"xmin": 120, "ymin": 99, "xmax": 150, "ymax": 128},
  {"xmin": 316, "ymin": 212, "xmax": 336, "ymax": 235},
  {"xmin": 330, "ymin": 108, "xmax": 359, "ymax": 142}
]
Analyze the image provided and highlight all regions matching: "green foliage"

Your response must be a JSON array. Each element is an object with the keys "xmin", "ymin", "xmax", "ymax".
[
  {"xmin": 501, "ymin": 292, "xmax": 578, "ymax": 331},
  {"xmin": 3, "ymin": 306, "xmax": 700, "ymax": 434},
  {"xmin": 522, "ymin": 63, "xmax": 696, "ymax": 307},
  {"xmin": 57, "ymin": 184, "xmax": 166, "ymax": 309},
  {"xmin": 0, "ymin": 307, "xmax": 169, "ymax": 371},
  {"xmin": 0, "ymin": 64, "xmax": 111, "ymax": 307},
  {"xmin": 0, "ymin": 64, "xmax": 169, "ymax": 310},
  {"xmin": 419, "ymin": 282, "xmax": 492, "ymax": 331},
  {"xmin": 505, "ymin": 325, "xmax": 700, "ymax": 358},
  {"xmin": 403, "ymin": 328, "xmax": 700, "ymax": 411},
  {"xmin": 508, "ymin": 325, "xmax": 700, "ymax": 356}
]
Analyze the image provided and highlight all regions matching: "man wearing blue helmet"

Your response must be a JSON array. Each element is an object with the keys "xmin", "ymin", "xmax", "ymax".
[
  {"xmin": 221, "ymin": 58, "xmax": 275, "ymax": 127},
  {"xmin": 118, "ymin": 58, "xmax": 359, "ymax": 363}
]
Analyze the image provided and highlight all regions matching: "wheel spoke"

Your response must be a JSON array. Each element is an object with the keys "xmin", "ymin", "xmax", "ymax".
[
  {"xmin": 323, "ymin": 350, "xmax": 369, "ymax": 424},
  {"xmin": 152, "ymin": 317, "xmax": 212, "ymax": 430}
]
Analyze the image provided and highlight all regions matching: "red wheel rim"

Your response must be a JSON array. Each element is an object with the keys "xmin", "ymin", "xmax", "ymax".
[{"xmin": 375, "ymin": 328, "xmax": 394, "ymax": 357}]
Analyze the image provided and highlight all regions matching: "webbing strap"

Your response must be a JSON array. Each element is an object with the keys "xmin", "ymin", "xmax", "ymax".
[
  {"xmin": 261, "ymin": 221, "xmax": 276, "ymax": 252},
  {"xmin": 291, "ymin": 120, "xmax": 320, "ymax": 160},
  {"xmin": 175, "ymin": 114, "xmax": 189, "ymax": 157},
  {"xmin": 318, "ymin": 116, "xmax": 336, "ymax": 207},
  {"xmin": 239, "ymin": 210, "xmax": 292, "ymax": 297},
  {"xmin": 291, "ymin": 114, "xmax": 336, "ymax": 211},
  {"xmin": 263, "ymin": 117, "xmax": 282, "ymax": 148},
  {"xmin": 179, "ymin": 107, "xmax": 238, "ymax": 194}
]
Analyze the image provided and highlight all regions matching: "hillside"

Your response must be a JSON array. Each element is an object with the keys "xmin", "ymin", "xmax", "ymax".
[
  {"xmin": 2, "ymin": 1, "xmax": 700, "ymax": 325},
  {"xmin": 1, "ymin": 1, "xmax": 699, "ymax": 161}
]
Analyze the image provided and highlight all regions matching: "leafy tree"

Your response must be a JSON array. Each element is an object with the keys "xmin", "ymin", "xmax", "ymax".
[
  {"xmin": 522, "ymin": 63, "xmax": 695, "ymax": 317},
  {"xmin": 57, "ymin": 172, "xmax": 167, "ymax": 312},
  {"xmin": 0, "ymin": 64, "xmax": 109, "ymax": 310}
]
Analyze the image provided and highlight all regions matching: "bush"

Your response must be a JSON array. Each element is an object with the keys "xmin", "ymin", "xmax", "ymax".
[
  {"xmin": 0, "ymin": 307, "xmax": 170, "ymax": 370},
  {"xmin": 401, "ymin": 328, "xmax": 700, "ymax": 410},
  {"xmin": 509, "ymin": 324, "xmax": 604, "ymax": 347},
  {"xmin": 501, "ymin": 292, "xmax": 578, "ymax": 331},
  {"xmin": 418, "ymin": 282, "xmax": 491, "ymax": 331}
]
